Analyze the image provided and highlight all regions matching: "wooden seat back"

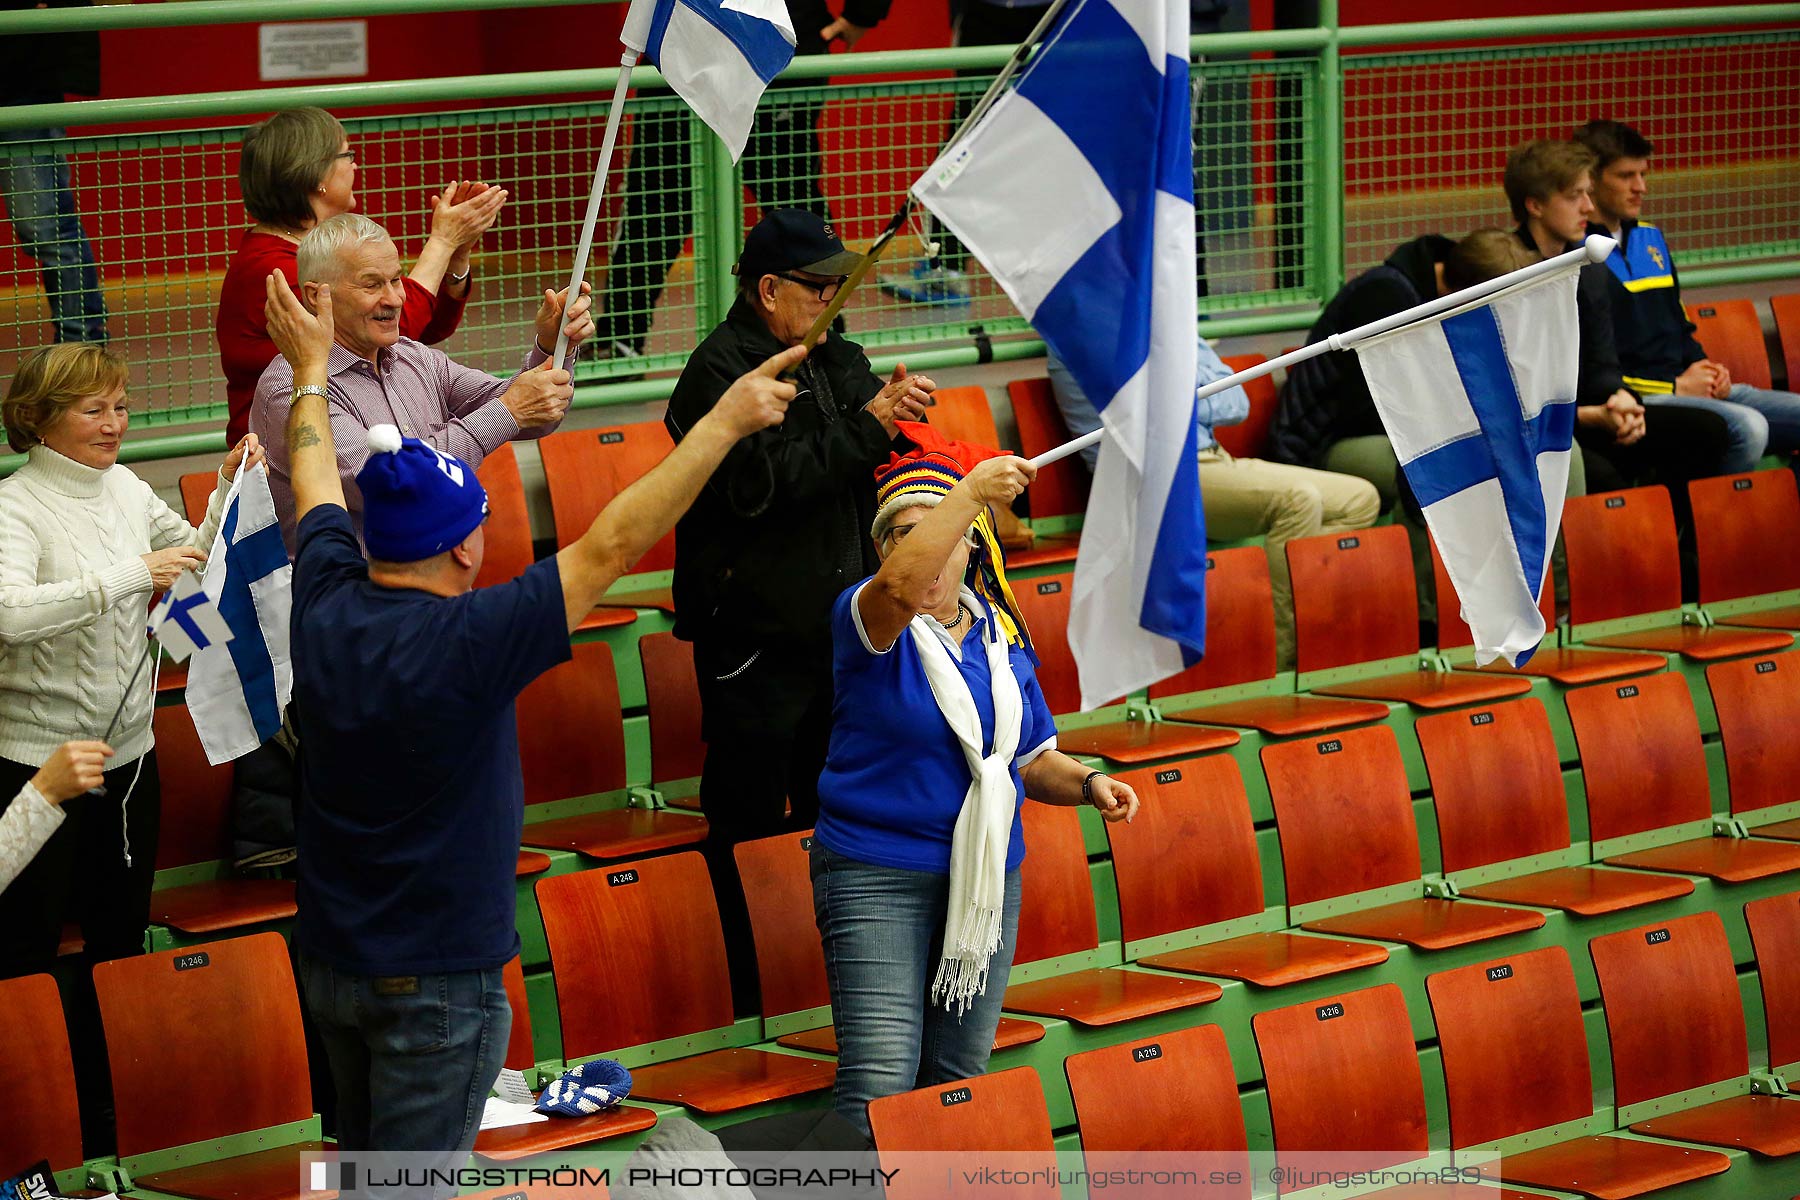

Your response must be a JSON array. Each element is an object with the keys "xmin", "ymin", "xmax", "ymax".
[
  {"xmin": 1007, "ymin": 377, "xmax": 1090, "ymax": 520},
  {"xmin": 1686, "ymin": 298, "xmax": 1772, "ymax": 390},
  {"xmin": 1707, "ymin": 651, "xmax": 1800, "ymax": 818},
  {"xmin": 0, "ymin": 974, "xmax": 83, "ymax": 1171},
  {"xmin": 153, "ymin": 701, "xmax": 235, "ymax": 870},
  {"xmin": 1261, "ymin": 723, "xmax": 1421, "ymax": 906},
  {"xmin": 928, "ymin": 386, "xmax": 1006, "ymax": 450},
  {"xmin": 1565, "ymin": 672, "xmax": 1712, "ymax": 842},
  {"xmin": 1689, "ymin": 470, "xmax": 1800, "ymax": 604},
  {"xmin": 517, "ymin": 640, "xmax": 628, "ymax": 805},
  {"xmin": 640, "ymin": 631, "xmax": 705, "ymax": 784},
  {"xmin": 1105, "ymin": 756, "xmax": 1264, "ymax": 942},
  {"xmin": 540, "ymin": 422, "xmax": 677, "ymax": 568},
  {"xmin": 734, "ymin": 830, "xmax": 827, "ymax": 1020},
  {"xmin": 1286, "ymin": 523, "xmax": 1418, "ymax": 673},
  {"xmin": 93, "ymin": 931, "xmax": 311, "ymax": 1156},
  {"xmin": 1064, "ymin": 1024, "xmax": 1249, "ymax": 1184},
  {"xmin": 1562, "ymin": 486, "xmax": 1682, "ymax": 624},
  {"xmin": 1416, "ymin": 697, "xmax": 1571, "ymax": 872},
  {"xmin": 1213, "ymin": 354, "xmax": 1276, "ymax": 460},
  {"xmin": 1147, "ymin": 548, "xmax": 1278, "ymax": 698},
  {"xmin": 1014, "ymin": 800, "xmax": 1101, "ymax": 966},
  {"xmin": 1746, "ymin": 892, "xmax": 1800, "ymax": 1071},
  {"xmin": 868, "ymin": 1067, "xmax": 1058, "ymax": 1200},
  {"xmin": 474, "ymin": 443, "xmax": 537, "ymax": 588}
]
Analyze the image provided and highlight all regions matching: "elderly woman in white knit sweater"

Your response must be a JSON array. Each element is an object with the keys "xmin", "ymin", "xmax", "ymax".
[{"xmin": 0, "ymin": 342, "xmax": 261, "ymax": 983}]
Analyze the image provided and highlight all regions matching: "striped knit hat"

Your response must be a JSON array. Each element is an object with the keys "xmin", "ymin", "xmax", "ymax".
[{"xmin": 871, "ymin": 421, "xmax": 1033, "ymax": 654}]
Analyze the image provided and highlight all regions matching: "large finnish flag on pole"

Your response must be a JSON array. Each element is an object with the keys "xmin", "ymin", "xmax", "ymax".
[
  {"xmin": 1354, "ymin": 269, "xmax": 1581, "ymax": 667},
  {"xmin": 640, "ymin": 0, "xmax": 797, "ymax": 160},
  {"xmin": 185, "ymin": 463, "xmax": 294, "ymax": 765},
  {"xmin": 912, "ymin": 0, "xmax": 1205, "ymax": 711}
]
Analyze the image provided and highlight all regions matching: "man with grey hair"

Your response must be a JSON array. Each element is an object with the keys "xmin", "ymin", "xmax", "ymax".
[{"xmin": 251, "ymin": 212, "xmax": 592, "ymax": 551}]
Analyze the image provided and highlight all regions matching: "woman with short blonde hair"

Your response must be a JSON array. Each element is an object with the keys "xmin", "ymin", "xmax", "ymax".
[
  {"xmin": 215, "ymin": 106, "xmax": 509, "ymax": 444},
  {"xmin": 0, "ymin": 341, "xmax": 262, "ymax": 1009}
]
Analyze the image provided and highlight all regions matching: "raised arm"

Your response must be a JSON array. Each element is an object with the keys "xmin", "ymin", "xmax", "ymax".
[
  {"xmin": 555, "ymin": 344, "xmax": 806, "ymax": 631},
  {"xmin": 263, "ymin": 272, "xmax": 347, "ymax": 521},
  {"xmin": 855, "ymin": 455, "xmax": 1035, "ymax": 652}
]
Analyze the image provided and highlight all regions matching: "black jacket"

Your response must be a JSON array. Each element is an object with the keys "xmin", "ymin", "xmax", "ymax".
[
  {"xmin": 666, "ymin": 299, "xmax": 898, "ymax": 650},
  {"xmin": 1270, "ymin": 234, "xmax": 1450, "ymax": 467},
  {"xmin": 1511, "ymin": 225, "xmax": 1629, "ymax": 406},
  {"xmin": 788, "ymin": 0, "xmax": 892, "ymax": 58},
  {"xmin": 1584, "ymin": 218, "xmax": 1705, "ymax": 395},
  {"xmin": 0, "ymin": 0, "xmax": 99, "ymax": 103}
]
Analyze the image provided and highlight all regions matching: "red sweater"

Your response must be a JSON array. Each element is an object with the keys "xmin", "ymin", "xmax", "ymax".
[{"xmin": 215, "ymin": 229, "xmax": 470, "ymax": 444}]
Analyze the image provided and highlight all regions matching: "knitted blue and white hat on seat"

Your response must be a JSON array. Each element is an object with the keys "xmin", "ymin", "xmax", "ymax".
[{"xmin": 356, "ymin": 424, "xmax": 489, "ymax": 563}]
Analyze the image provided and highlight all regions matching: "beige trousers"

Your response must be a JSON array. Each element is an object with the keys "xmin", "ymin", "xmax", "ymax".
[{"xmin": 1199, "ymin": 446, "xmax": 1383, "ymax": 670}]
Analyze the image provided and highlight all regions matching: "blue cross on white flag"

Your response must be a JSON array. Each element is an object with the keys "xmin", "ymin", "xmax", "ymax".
[
  {"xmin": 632, "ymin": 0, "xmax": 797, "ymax": 160},
  {"xmin": 150, "ymin": 570, "xmax": 232, "ymax": 663},
  {"xmin": 1354, "ymin": 268, "xmax": 1581, "ymax": 667},
  {"xmin": 184, "ymin": 462, "xmax": 294, "ymax": 765},
  {"xmin": 912, "ymin": 0, "xmax": 1207, "ymax": 710}
]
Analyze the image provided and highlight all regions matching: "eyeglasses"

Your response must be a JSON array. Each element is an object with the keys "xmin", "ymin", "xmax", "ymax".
[
  {"xmin": 775, "ymin": 273, "xmax": 846, "ymax": 302},
  {"xmin": 333, "ymin": 151, "xmax": 356, "ymax": 163}
]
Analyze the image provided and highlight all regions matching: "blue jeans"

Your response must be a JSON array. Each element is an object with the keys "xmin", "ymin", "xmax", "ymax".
[
  {"xmin": 0, "ymin": 120, "xmax": 107, "ymax": 343},
  {"xmin": 810, "ymin": 843, "xmax": 1023, "ymax": 1138},
  {"xmin": 1642, "ymin": 384, "xmax": 1800, "ymax": 472},
  {"xmin": 297, "ymin": 953, "xmax": 510, "ymax": 1199}
]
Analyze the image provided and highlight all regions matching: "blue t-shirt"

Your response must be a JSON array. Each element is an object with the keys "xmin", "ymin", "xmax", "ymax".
[
  {"xmin": 288, "ymin": 505, "xmax": 571, "ymax": 976},
  {"xmin": 814, "ymin": 580, "xmax": 1057, "ymax": 874}
]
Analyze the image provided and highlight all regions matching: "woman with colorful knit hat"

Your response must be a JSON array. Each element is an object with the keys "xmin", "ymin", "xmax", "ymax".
[{"xmin": 810, "ymin": 423, "xmax": 1140, "ymax": 1138}]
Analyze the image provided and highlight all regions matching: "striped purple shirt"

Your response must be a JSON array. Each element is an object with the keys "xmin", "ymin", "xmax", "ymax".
[{"xmin": 253, "ymin": 336, "xmax": 563, "ymax": 553}]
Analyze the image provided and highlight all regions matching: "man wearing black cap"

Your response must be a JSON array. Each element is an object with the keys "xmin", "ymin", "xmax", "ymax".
[{"xmin": 668, "ymin": 207, "xmax": 934, "ymax": 1011}]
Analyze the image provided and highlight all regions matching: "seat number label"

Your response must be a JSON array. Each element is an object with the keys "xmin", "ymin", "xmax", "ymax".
[
  {"xmin": 1133, "ymin": 1043, "xmax": 1163, "ymax": 1063},
  {"xmin": 1486, "ymin": 964, "xmax": 1513, "ymax": 982},
  {"xmin": 1338, "ymin": 536, "xmax": 1360, "ymax": 550},
  {"xmin": 1317, "ymin": 739, "xmax": 1342, "ymax": 755},
  {"xmin": 1316, "ymin": 1002, "xmax": 1345, "ymax": 1021},
  {"xmin": 1605, "ymin": 496, "xmax": 1626, "ymax": 509},
  {"xmin": 599, "ymin": 431, "xmax": 625, "ymax": 444},
  {"xmin": 608, "ymin": 869, "xmax": 640, "ymax": 887},
  {"xmin": 1470, "ymin": 711, "xmax": 1494, "ymax": 726},
  {"xmin": 799, "ymin": 836, "xmax": 814, "ymax": 850},
  {"xmin": 1645, "ymin": 928, "xmax": 1671, "ymax": 945},
  {"xmin": 940, "ymin": 1087, "xmax": 973, "ymax": 1107},
  {"xmin": 1735, "ymin": 478, "xmax": 1754, "ymax": 491},
  {"xmin": 173, "ymin": 951, "xmax": 211, "ymax": 972},
  {"xmin": 1757, "ymin": 661, "xmax": 1778, "ymax": 674},
  {"xmin": 1616, "ymin": 684, "xmax": 1639, "ymax": 698},
  {"xmin": 1037, "ymin": 581, "xmax": 1062, "ymax": 595},
  {"xmin": 1155, "ymin": 769, "xmax": 1182, "ymax": 785}
]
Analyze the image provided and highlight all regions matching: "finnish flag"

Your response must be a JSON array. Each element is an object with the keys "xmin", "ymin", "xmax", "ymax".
[
  {"xmin": 912, "ymin": 0, "xmax": 1207, "ymax": 710},
  {"xmin": 1354, "ymin": 269, "xmax": 1581, "ymax": 667},
  {"xmin": 184, "ymin": 462, "xmax": 294, "ymax": 765},
  {"xmin": 636, "ymin": 0, "xmax": 797, "ymax": 160},
  {"xmin": 149, "ymin": 571, "xmax": 231, "ymax": 663}
]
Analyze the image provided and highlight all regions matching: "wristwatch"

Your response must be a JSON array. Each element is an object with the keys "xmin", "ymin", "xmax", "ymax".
[
  {"xmin": 447, "ymin": 267, "xmax": 471, "ymax": 284},
  {"xmin": 292, "ymin": 384, "xmax": 329, "ymax": 402}
]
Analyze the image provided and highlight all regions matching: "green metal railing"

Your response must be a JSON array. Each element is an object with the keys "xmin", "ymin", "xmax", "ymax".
[{"xmin": 0, "ymin": 2, "xmax": 1794, "ymax": 469}]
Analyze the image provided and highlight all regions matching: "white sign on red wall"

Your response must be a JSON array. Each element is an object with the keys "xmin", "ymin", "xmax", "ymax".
[{"xmin": 258, "ymin": 21, "xmax": 370, "ymax": 82}]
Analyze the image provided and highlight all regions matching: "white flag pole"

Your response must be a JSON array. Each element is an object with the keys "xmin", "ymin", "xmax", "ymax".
[
  {"xmin": 551, "ymin": 0, "xmax": 658, "ymax": 373},
  {"xmin": 1028, "ymin": 234, "xmax": 1617, "ymax": 469}
]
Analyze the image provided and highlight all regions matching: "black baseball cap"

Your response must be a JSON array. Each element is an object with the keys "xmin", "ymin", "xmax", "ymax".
[{"xmin": 734, "ymin": 209, "xmax": 862, "ymax": 282}]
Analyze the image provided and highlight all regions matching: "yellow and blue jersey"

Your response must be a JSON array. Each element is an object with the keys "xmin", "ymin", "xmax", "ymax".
[{"xmin": 1592, "ymin": 219, "xmax": 1706, "ymax": 395}]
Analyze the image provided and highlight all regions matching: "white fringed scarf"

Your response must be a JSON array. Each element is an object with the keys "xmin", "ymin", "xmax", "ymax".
[{"xmin": 909, "ymin": 590, "xmax": 1023, "ymax": 1015}]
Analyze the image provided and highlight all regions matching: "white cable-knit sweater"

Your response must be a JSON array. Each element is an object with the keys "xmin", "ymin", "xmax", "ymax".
[{"xmin": 0, "ymin": 445, "xmax": 227, "ymax": 768}]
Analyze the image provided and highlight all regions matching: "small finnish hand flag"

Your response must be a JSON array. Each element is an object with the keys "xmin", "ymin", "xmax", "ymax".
[{"xmin": 149, "ymin": 570, "xmax": 234, "ymax": 663}]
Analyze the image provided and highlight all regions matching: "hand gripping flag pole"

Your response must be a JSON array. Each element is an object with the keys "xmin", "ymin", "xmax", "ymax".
[
  {"xmin": 550, "ymin": 0, "xmax": 657, "ymax": 372},
  {"xmin": 1027, "ymin": 234, "xmax": 1619, "ymax": 469}
]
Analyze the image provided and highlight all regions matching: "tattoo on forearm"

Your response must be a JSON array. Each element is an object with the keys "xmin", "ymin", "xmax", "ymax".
[{"xmin": 293, "ymin": 423, "xmax": 321, "ymax": 450}]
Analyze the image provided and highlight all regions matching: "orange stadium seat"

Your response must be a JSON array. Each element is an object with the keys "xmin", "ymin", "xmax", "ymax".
[
  {"xmin": 1689, "ymin": 470, "xmax": 1800, "ymax": 629},
  {"xmin": 178, "ymin": 470, "xmax": 213, "ymax": 525},
  {"xmin": 539, "ymin": 421, "xmax": 675, "ymax": 614},
  {"xmin": 1007, "ymin": 377, "xmax": 1090, "ymax": 521},
  {"xmin": 1001, "ymin": 801, "xmax": 1222, "ymax": 1026},
  {"xmin": 1591, "ymin": 911, "xmax": 1800, "ymax": 1157},
  {"xmin": 1431, "ymin": 540, "xmax": 1665, "ymax": 686},
  {"xmin": 0, "ymin": 974, "xmax": 84, "ymax": 1178},
  {"xmin": 1562, "ymin": 486, "xmax": 1792, "ymax": 660},
  {"xmin": 94, "ymin": 932, "xmax": 324, "ymax": 1199},
  {"xmin": 1287, "ymin": 524, "xmax": 1532, "ymax": 708},
  {"xmin": 146, "ymin": 702, "xmax": 297, "ymax": 935},
  {"xmin": 1426, "ymin": 945, "xmax": 1730, "ymax": 1196},
  {"xmin": 518, "ymin": 640, "xmax": 706, "ymax": 860},
  {"xmin": 1707, "ymin": 651, "xmax": 1800, "ymax": 840},
  {"xmin": 1771, "ymin": 293, "xmax": 1800, "ymax": 391},
  {"xmin": 1746, "ymin": 892, "xmax": 1800, "ymax": 1073},
  {"xmin": 536, "ymin": 851, "xmax": 835, "ymax": 1114},
  {"xmin": 867, "ymin": 1068, "xmax": 1059, "ymax": 1200},
  {"xmin": 1254, "ymin": 982, "xmax": 1548, "ymax": 1198},
  {"xmin": 472, "ymin": 443, "xmax": 536, "ymax": 588},
  {"xmin": 1566, "ymin": 671, "xmax": 1800, "ymax": 882},
  {"xmin": 1010, "ymin": 570, "xmax": 1241, "ymax": 762},
  {"xmin": 1686, "ymin": 299, "xmax": 1772, "ymax": 391},
  {"xmin": 1213, "ymin": 353, "xmax": 1276, "ymax": 460},
  {"xmin": 927, "ymin": 385, "xmax": 1079, "ymax": 567},
  {"xmin": 1261, "ymin": 723, "xmax": 1545, "ymax": 949},
  {"xmin": 1105, "ymin": 755, "xmax": 1388, "ymax": 986},
  {"xmin": 473, "ymin": 957, "xmax": 657, "ymax": 1161},
  {"xmin": 1063, "ymin": 1024, "xmax": 1251, "ymax": 1200},
  {"xmin": 733, "ymin": 829, "xmax": 1043, "ymax": 1057},
  {"xmin": 1416, "ymin": 697, "xmax": 1692, "ymax": 915},
  {"xmin": 1151, "ymin": 547, "xmax": 1391, "ymax": 736},
  {"xmin": 639, "ymin": 630, "xmax": 705, "ymax": 810}
]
